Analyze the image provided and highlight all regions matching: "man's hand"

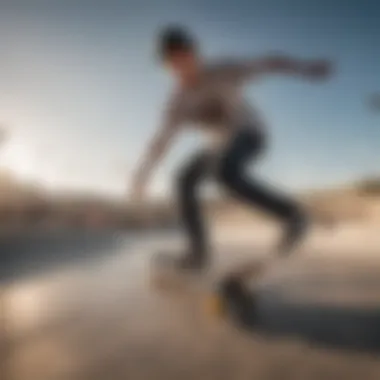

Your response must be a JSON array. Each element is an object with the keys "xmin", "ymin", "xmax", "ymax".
[{"xmin": 304, "ymin": 60, "xmax": 333, "ymax": 80}]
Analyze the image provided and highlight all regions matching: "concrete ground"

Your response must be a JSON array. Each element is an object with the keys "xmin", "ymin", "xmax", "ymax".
[{"xmin": 2, "ymin": 222, "xmax": 380, "ymax": 380}]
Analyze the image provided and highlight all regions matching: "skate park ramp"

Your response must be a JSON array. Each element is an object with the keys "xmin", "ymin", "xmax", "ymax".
[{"xmin": 1, "ymin": 227, "xmax": 380, "ymax": 380}]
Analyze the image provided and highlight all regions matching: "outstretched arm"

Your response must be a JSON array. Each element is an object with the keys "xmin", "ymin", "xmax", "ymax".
[
  {"xmin": 130, "ymin": 99, "xmax": 182, "ymax": 200},
  {"xmin": 228, "ymin": 54, "xmax": 332, "ymax": 83}
]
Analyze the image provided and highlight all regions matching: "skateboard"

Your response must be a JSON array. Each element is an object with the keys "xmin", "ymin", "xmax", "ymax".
[{"xmin": 150, "ymin": 251, "xmax": 267, "ymax": 324}]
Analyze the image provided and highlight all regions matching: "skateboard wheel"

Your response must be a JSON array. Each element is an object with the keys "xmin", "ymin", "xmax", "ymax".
[{"xmin": 203, "ymin": 293, "xmax": 224, "ymax": 317}]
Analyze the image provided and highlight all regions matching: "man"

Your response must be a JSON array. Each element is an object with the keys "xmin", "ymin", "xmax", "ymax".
[{"xmin": 130, "ymin": 25, "xmax": 332, "ymax": 271}]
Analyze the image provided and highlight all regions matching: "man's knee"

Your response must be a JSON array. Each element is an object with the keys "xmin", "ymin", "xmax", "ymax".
[{"xmin": 217, "ymin": 160, "xmax": 240, "ymax": 186}]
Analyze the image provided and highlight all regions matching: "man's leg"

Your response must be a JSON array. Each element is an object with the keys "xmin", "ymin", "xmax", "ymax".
[
  {"xmin": 217, "ymin": 129, "xmax": 308, "ymax": 255},
  {"xmin": 176, "ymin": 151, "xmax": 211, "ymax": 269}
]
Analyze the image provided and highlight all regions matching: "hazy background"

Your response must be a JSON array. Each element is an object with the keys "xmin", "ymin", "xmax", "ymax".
[
  {"xmin": 1, "ymin": 2, "xmax": 380, "ymax": 380},
  {"xmin": 0, "ymin": 0, "xmax": 379, "ymax": 200}
]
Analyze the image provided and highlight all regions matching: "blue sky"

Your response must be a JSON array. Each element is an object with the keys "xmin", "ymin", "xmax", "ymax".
[{"xmin": 0, "ymin": 0, "xmax": 379, "ymax": 197}]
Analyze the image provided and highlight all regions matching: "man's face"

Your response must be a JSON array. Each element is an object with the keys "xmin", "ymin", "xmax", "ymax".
[{"xmin": 165, "ymin": 50, "xmax": 199, "ymax": 81}]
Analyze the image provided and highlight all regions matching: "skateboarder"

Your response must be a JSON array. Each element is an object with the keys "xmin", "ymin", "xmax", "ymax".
[{"xmin": 130, "ymin": 25, "xmax": 332, "ymax": 271}]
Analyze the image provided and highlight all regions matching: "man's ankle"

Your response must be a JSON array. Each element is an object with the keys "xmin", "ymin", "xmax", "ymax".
[
  {"xmin": 279, "ymin": 211, "xmax": 309, "ymax": 255},
  {"xmin": 180, "ymin": 251, "xmax": 209, "ymax": 270}
]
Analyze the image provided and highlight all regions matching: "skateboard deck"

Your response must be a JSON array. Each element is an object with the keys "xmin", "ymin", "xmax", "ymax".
[{"xmin": 150, "ymin": 251, "xmax": 267, "ymax": 322}]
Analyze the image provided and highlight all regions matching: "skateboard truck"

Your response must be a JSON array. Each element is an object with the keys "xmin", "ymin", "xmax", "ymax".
[{"xmin": 214, "ymin": 275, "xmax": 256, "ymax": 326}]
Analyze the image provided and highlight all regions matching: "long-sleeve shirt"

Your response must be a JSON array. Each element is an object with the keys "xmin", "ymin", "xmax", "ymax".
[{"xmin": 161, "ymin": 58, "xmax": 267, "ymax": 151}]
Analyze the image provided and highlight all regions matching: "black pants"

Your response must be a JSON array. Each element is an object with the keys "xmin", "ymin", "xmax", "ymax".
[{"xmin": 176, "ymin": 128, "xmax": 305, "ymax": 259}]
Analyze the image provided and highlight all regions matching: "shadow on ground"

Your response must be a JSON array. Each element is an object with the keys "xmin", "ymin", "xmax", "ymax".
[{"xmin": 231, "ymin": 277, "xmax": 380, "ymax": 354}]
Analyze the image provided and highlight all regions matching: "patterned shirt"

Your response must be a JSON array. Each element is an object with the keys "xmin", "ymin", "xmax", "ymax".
[{"xmin": 161, "ymin": 58, "xmax": 266, "ymax": 150}]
